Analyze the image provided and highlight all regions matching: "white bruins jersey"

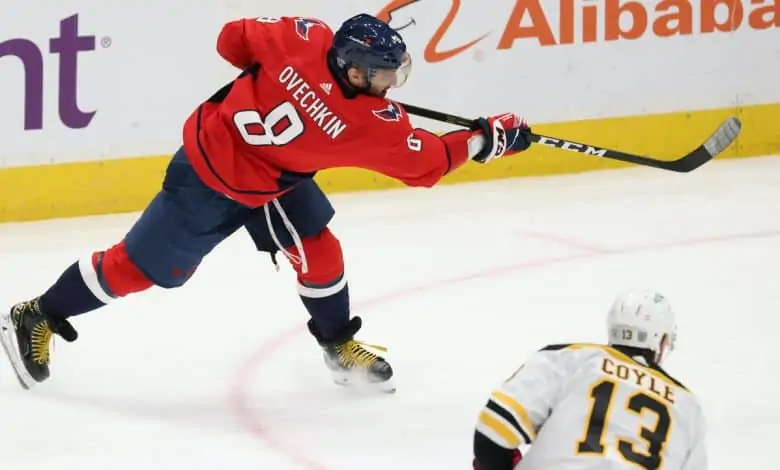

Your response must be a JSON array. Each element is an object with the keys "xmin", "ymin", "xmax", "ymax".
[{"xmin": 476, "ymin": 343, "xmax": 707, "ymax": 470}]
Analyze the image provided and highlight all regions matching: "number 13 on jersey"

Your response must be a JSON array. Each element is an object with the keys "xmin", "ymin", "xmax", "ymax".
[{"xmin": 576, "ymin": 379, "xmax": 672, "ymax": 470}]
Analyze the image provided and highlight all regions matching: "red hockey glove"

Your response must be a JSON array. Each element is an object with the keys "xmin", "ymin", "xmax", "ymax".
[
  {"xmin": 472, "ymin": 448, "xmax": 523, "ymax": 470},
  {"xmin": 471, "ymin": 113, "xmax": 532, "ymax": 164}
]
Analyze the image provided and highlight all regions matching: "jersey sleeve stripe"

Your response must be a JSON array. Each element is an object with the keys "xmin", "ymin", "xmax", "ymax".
[
  {"xmin": 477, "ymin": 410, "xmax": 522, "ymax": 448},
  {"xmin": 486, "ymin": 400, "xmax": 532, "ymax": 445},
  {"xmin": 491, "ymin": 391, "xmax": 537, "ymax": 440}
]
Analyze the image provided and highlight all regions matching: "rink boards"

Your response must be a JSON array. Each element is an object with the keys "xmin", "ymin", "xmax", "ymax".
[
  {"xmin": 2, "ymin": 0, "xmax": 779, "ymax": 222},
  {"xmin": 1, "ymin": 102, "xmax": 777, "ymax": 223}
]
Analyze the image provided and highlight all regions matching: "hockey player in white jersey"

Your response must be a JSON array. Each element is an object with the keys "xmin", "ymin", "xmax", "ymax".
[{"xmin": 472, "ymin": 289, "xmax": 707, "ymax": 470}]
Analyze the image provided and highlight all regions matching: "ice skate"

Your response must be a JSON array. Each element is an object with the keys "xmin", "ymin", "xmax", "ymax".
[
  {"xmin": 0, "ymin": 297, "xmax": 77, "ymax": 389},
  {"xmin": 308, "ymin": 316, "xmax": 395, "ymax": 393}
]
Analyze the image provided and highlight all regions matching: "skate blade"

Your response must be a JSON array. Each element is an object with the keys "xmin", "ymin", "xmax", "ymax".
[
  {"xmin": 331, "ymin": 371, "xmax": 396, "ymax": 394},
  {"xmin": 0, "ymin": 314, "xmax": 37, "ymax": 390}
]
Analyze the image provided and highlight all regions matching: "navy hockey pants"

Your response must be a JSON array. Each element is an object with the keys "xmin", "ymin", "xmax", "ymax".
[{"xmin": 123, "ymin": 147, "xmax": 334, "ymax": 288}]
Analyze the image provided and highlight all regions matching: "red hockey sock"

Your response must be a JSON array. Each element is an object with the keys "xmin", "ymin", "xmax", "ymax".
[
  {"xmin": 39, "ymin": 240, "xmax": 154, "ymax": 318},
  {"xmin": 97, "ymin": 240, "xmax": 155, "ymax": 297},
  {"xmin": 286, "ymin": 228, "xmax": 350, "ymax": 340}
]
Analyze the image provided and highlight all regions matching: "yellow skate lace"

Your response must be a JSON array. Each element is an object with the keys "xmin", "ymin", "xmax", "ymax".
[
  {"xmin": 12, "ymin": 301, "xmax": 54, "ymax": 365},
  {"xmin": 31, "ymin": 322, "xmax": 54, "ymax": 365},
  {"xmin": 336, "ymin": 340, "xmax": 387, "ymax": 368}
]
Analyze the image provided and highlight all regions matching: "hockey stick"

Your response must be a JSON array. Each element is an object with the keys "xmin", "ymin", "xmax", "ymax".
[{"xmin": 397, "ymin": 102, "xmax": 742, "ymax": 173}]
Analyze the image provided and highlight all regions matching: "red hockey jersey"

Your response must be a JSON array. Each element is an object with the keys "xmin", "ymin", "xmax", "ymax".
[{"xmin": 182, "ymin": 16, "xmax": 475, "ymax": 208}]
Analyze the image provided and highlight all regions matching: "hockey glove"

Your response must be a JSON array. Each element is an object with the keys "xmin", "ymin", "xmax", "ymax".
[
  {"xmin": 471, "ymin": 113, "xmax": 532, "ymax": 164},
  {"xmin": 472, "ymin": 448, "xmax": 523, "ymax": 470}
]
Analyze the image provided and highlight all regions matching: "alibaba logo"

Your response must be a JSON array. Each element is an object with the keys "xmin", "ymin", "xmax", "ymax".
[{"xmin": 377, "ymin": 0, "xmax": 489, "ymax": 63}]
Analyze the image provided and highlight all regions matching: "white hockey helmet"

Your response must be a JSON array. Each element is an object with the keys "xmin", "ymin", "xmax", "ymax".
[{"xmin": 607, "ymin": 289, "xmax": 677, "ymax": 364}]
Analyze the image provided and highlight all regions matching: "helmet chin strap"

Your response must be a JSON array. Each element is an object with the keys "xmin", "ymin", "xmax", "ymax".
[
  {"xmin": 351, "ymin": 72, "xmax": 390, "ymax": 98},
  {"xmin": 654, "ymin": 334, "xmax": 671, "ymax": 365},
  {"xmin": 357, "ymin": 67, "xmax": 384, "ymax": 96}
]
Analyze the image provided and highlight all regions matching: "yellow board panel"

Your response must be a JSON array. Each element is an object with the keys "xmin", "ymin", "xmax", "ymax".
[{"xmin": 1, "ymin": 102, "xmax": 777, "ymax": 223}]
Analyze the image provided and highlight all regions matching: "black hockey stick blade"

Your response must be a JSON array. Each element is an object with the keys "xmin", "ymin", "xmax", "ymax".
[
  {"xmin": 529, "ymin": 116, "xmax": 742, "ymax": 173},
  {"xmin": 397, "ymin": 102, "xmax": 742, "ymax": 173}
]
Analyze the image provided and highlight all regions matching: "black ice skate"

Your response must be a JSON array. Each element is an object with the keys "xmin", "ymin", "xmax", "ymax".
[
  {"xmin": 0, "ymin": 297, "xmax": 78, "ymax": 389},
  {"xmin": 308, "ymin": 316, "xmax": 395, "ymax": 393}
]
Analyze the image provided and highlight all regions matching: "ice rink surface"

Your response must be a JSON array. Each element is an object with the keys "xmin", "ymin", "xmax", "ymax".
[{"xmin": 2, "ymin": 155, "xmax": 779, "ymax": 469}]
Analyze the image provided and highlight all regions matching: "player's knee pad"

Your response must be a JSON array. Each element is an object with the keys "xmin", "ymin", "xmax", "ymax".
[
  {"xmin": 91, "ymin": 240, "xmax": 155, "ymax": 298},
  {"xmin": 287, "ymin": 227, "xmax": 345, "ymax": 287}
]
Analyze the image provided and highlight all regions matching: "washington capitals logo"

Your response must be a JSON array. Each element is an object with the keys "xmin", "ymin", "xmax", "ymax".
[
  {"xmin": 295, "ymin": 18, "xmax": 326, "ymax": 41},
  {"xmin": 372, "ymin": 102, "xmax": 404, "ymax": 122}
]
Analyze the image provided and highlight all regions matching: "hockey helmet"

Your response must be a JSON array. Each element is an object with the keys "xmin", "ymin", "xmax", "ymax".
[
  {"xmin": 607, "ymin": 289, "xmax": 678, "ymax": 364},
  {"xmin": 331, "ymin": 13, "xmax": 412, "ymax": 91}
]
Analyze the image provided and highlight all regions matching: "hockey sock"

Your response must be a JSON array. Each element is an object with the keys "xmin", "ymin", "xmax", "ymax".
[
  {"xmin": 298, "ymin": 275, "xmax": 351, "ymax": 339},
  {"xmin": 39, "ymin": 259, "xmax": 107, "ymax": 318},
  {"xmin": 287, "ymin": 228, "xmax": 351, "ymax": 340},
  {"xmin": 39, "ymin": 240, "xmax": 154, "ymax": 318}
]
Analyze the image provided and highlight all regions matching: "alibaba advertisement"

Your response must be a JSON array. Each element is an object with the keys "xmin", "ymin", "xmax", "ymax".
[
  {"xmin": 377, "ymin": 0, "xmax": 778, "ymax": 55},
  {"xmin": 311, "ymin": 0, "xmax": 780, "ymax": 125}
]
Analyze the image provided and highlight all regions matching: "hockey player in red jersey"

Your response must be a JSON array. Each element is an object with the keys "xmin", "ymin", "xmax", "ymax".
[{"xmin": 0, "ymin": 14, "xmax": 532, "ymax": 392}]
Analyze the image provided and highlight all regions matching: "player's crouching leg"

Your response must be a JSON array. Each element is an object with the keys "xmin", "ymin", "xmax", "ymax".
[
  {"xmin": 289, "ymin": 228, "xmax": 394, "ymax": 392},
  {"xmin": 0, "ymin": 239, "xmax": 154, "ymax": 389}
]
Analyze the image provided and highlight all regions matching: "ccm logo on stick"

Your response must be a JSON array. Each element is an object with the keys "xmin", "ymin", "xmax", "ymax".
[{"xmin": 537, "ymin": 136, "xmax": 607, "ymax": 157}]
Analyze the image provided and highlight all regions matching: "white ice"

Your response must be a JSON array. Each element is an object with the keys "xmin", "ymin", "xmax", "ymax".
[{"xmin": 2, "ymin": 156, "xmax": 779, "ymax": 470}]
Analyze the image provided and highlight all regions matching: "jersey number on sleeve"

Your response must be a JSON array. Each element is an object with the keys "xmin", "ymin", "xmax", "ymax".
[
  {"xmin": 407, "ymin": 134, "xmax": 422, "ymax": 152},
  {"xmin": 233, "ymin": 102, "xmax": 305, "ymax": 146},
  {"xmin": 576, "ymin": 379, "xmax": 671, "ymax": 470}
]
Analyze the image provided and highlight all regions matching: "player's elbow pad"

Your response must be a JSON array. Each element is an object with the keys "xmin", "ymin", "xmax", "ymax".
[{"xmin": 441, "ymin": 130, "xmax": 485, "ymax": 173}]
